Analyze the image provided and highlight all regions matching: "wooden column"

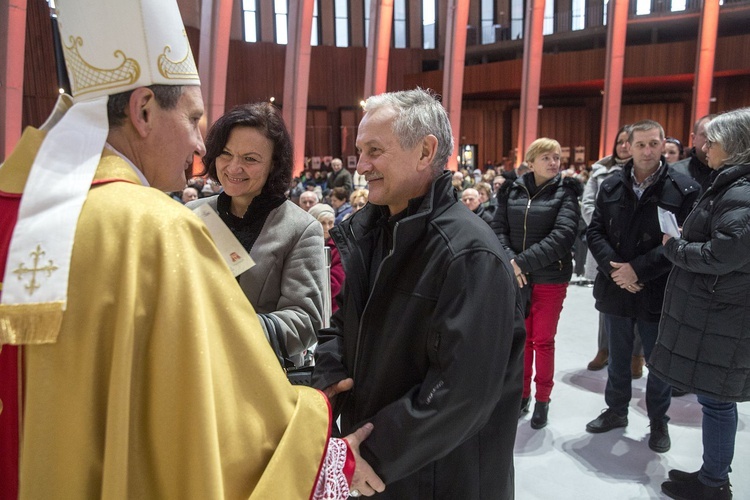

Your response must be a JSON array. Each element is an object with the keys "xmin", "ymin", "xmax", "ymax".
[
  {"xmin": 598, "ymin": 0, "xmax": 628, "ymax": 159},
  {"xmin": 690, "ymin": 0, "xmax": 719, "ymax": 129},
  {"xmin": 199, "ymin": 0, "xmax": 233, "ymax": 130},
  {"xmin": 443, "ymin": 0, "xmax": 471, "ymax": 172},
  {"xmin": 0, "ymin": 0, "xmax": 27, "ymax": 161},
  {"xmin": 516, "ymin": 0, "xmax": 545, "ymax": 166},
  {"xmin": 282, "ymin": 0, "xmax": 314, "ymax": 177},
  {"xmin": 363, "ymin": 0, "xmax": 393, "ymax": 100}
]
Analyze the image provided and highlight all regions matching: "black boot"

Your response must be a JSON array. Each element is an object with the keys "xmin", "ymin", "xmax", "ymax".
[
  {"xmin": 530, "ymin": 400, "xmax": 549, "ymax": 429},
  {"xmin": 662, "ymin": 473, "xmax": 732, "ymax": 500},
  {"xmin": 519, "ymin": 397, "xmax": 530, "ymax": 419}
]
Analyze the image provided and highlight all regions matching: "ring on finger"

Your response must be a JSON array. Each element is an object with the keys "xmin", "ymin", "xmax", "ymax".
[{"xmin": 350, "ymin": 489, "xmax": 361, "ymax": 498}]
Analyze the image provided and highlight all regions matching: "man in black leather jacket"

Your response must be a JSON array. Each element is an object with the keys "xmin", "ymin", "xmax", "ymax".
[
  {"xmin": 313, "ymin": 89, "xmax": 524, "ymax": 499},
  {"xmin": 585, "ymin": 120, "xmax": 700, "ymax": 454}
]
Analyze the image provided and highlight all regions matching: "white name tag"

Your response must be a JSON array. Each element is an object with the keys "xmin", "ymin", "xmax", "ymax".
[{"xmin": 192, "ymin": 204, "xmax": 255, "ymax": 277}]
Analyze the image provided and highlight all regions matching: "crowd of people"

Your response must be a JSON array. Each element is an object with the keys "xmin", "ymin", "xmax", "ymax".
[
  {"xmin": 163, "ymin": 108, "xmax": 746, "ymax": 500},
  {"xmin": 1, "ymin": 1, "xmax": 748, "ymax": 498}
]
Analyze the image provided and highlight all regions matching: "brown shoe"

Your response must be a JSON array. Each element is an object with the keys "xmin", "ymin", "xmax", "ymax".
[
  {"xmin": 631, "ymin": 355, "xmax": 645, "ymax": 379},
  {"xmin": 587, "ymin": 349, "xmax": 609, "ymax": 371}
]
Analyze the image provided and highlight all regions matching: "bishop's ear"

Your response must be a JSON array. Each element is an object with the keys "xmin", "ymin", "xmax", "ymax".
[{"xmin": 128, "ymin": 87, "xmax": 157, "ymax": 138}]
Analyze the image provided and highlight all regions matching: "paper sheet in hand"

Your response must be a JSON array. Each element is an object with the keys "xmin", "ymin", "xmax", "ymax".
[
  {"xmin": 192, "ymin": 205, "xmax": 255, "ymax": 277},
  {"xmin": 658, "ymin": 207, "xmax": 681, "ymax": 238}
]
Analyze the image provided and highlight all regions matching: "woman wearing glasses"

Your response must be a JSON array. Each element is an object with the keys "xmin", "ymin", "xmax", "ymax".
[{"xmin": 652, "ymin": 107, "xmax": 750, "ymax": 500}]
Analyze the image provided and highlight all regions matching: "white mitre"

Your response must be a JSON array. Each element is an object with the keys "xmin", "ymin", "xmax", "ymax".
[{"xmin": 0, "ymin": 0, "xmax": 199, "ymax": 344}]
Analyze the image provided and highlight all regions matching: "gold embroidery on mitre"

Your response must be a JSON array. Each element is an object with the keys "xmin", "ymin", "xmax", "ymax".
[
  {"xmin": 13, "ymin": 245, "xmax": 58, "ymax": 296},
  {"xmin": 157, "ymin": 31, "xmax": 199, "ymax": 80},
  {"xmin": 63, "ymin": 36, "xmax": 141, "ymax": 97}
]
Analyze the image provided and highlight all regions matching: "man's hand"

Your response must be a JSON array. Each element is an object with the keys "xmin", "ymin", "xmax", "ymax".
[
  {"xmin": 322, "ymin": 378, "xmax": 353, "ymax": 403},
  {"xmin": 610, "ymin": 261, "xmax": 641, "ymax": 293},
  {"xmin": 344, "ymin": 423, "xmax": 386, "ymax": 497},
  {"xmin": 511, "ymin": 259, "xmax": 528, "ymax": 288},
  {"xmin": 662, "ymin": 234, "xmax": 673, "ymax": 246}
]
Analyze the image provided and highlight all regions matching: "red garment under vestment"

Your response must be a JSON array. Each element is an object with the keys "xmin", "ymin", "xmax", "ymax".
[{"xmin": 0, "ymin": 192, "xmax": 21, "ymax": 500}]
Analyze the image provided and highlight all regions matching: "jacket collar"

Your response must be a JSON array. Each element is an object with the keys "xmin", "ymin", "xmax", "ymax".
[{"xmin": 710, "ymin": 164, "xmax": 750, "ymax": 191}]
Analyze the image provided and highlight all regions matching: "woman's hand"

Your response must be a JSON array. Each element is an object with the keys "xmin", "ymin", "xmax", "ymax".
[
  {"xmin": 511, "ymin": 259, "xmax": 527, "ymax": 288},
  {"xmin": 662, "ymin": 233, "xmax": 673, "ymax": 246}
]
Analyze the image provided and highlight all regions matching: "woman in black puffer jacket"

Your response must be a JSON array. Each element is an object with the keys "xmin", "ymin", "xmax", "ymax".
[
  {"xmin": 491, "ymin": 138, "xmax": 582, "ymax": 430},
  {"xmin": 652, "ymin": 107, "xmax": 750, "ymax": 500}
]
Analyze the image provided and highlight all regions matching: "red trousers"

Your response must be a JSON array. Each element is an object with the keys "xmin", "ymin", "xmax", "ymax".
[{"xmin": 523, "ymin": 283, "xmax": 568, "ymax": 402}]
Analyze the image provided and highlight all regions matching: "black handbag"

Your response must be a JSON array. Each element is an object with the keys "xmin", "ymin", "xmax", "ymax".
[{"xmin": 261, "ymin": 314, "xmax": 314, "ymax": 386}]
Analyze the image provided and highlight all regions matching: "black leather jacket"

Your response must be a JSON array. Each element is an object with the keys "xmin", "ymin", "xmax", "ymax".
[{"xmin": 313, "ymin": 171, "xmax": 524, "ymax": 499}]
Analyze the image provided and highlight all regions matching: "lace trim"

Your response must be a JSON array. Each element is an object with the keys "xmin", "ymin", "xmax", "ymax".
[{"xmin": 312, "ymin": 438, "xmax": 351, "ymax": 500}]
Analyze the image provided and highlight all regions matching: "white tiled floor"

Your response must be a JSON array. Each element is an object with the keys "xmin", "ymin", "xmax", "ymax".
[{"xmin": 515, "ymin": 282, "xmax": 749, "ymax": 499}]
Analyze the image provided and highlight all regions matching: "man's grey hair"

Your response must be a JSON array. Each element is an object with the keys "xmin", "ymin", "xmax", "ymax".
[
  {"xmin": 363, "ymin": 88, "xmax": 454, "ymax": 176},
  {"xmin": 628, "ymin": 119, "xmax": 665, "ymax": 144},
  {"xmin": 300, "ymin": 191, "xmax": 320, "ymax": 202},
  {"xmin": 705, "ymin": 107, "xmax": 750, "ymax": 166}
]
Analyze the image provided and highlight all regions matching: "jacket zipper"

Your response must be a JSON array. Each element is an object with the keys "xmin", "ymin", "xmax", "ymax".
[
  {"xmin": 351, "ymin": 222, "xmax": 398, "ymax": 385},
  {"xmin": 520, "ymin": 182, "xmax": 552, "ymax": 251}
]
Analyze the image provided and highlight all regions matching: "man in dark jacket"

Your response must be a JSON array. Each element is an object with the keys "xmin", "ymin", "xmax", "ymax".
[
  {"xmin": 313, "ymin": 89, "xmax": 524, "ymax": 499},
  {"xmin": 461, "ymin": 187, "xmax": 494, "ymax": 224},
  {"xmin": 327, "ymin": 157, "xmax": 353, "ymax": 194},
  {"xmin": 585, "ymin": 120, "xmax": 700, "ymax": 454},
  {"xmin": 671, "ymin": 114, "xmax": 715, "ymax": 191}
]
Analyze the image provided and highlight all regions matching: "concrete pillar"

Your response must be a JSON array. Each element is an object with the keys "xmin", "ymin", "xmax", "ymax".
[
  {"xmin": 199, "ymin": 0, "xmax": 233, "ymax": 129},
  {"xmin": 443, "ymin": 0, "xmax": 471, "ymax": 172},
  {"xmin": 282, "ymin": 0, "xmax": 314, "ymax": 177},
  {"xmin": 0, "ymin": 0, "xmax": 27, "ymax": 161},
  {"xmin": 598, "ymin": 0, "xmax": 628, "ymax": 159},
  {"xmin": 691, "ymin": 0, "xmax": 719, "ymax": 130},
  {"xmin": 363, "ymin": 0, "xmax": 393, "ymax": 99},
  {"xmin": 516, "ymin": 0, "xmax": 545, "ymax": 166}
]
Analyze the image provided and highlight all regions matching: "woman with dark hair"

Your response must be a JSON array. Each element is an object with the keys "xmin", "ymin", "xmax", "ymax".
[
  {"xmin": 188, "ymin": 102, "xmax": 325, "ymax": 367},
  {"xmin": 653, "ymin": 107, "xmax": 750, "ymax": 500},
  {"xmin": 664, "ymin": 137, "xmax": 685, "ymax": 164},
  {"xmin": 581, "ymin": 125, "xmax": 644, "ymax": 376}
]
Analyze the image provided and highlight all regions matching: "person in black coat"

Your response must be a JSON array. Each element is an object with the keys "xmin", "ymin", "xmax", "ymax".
[
  {"xmin": 584, "ymin": 120, "xmax": 701, "ymax": 454},
  {"xmin": 491, "ymin": 138, "xmax": 582, "ymax": 429},
  {"xmin": 652, "ymin": 107, "xmax": 750, "ymax": 500},
  {"xmin": 313, "ymin": 89, "xmax": 524, "ymax": 499},
  {"xmin": 461, "ymin": 187, "xmax": 494, "ymax": 224},
  {"xmin": 671, "ymin": 114, "xmax": 715, "ymax": 191}
]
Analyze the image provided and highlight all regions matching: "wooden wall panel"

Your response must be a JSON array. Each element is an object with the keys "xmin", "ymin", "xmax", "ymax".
[
  {"xmin": 22, "ymin": 0, "xmax": 57, "ymax": 129},
  {"xmin": 713, "ymin": 76, "xmax": 750, "ymax": 115},
  {"xmin": 541, "ymin": 49, "xmax": 606, "ymax": 87},
  {"xmin": 623, "ymin": 41, "xmax": 696, "ymax": 79},
  {"xmin": 339, "ymin": 108, "xmax": 362, "ymax": 159},
  {"xmin": 305, "ymin": 108, "xmax": 331, "ymax": 158},
  {"xmin": 714, "ymin": 34, "xmax": 750, "ymax": 73},
  {"xmin": 620, "ymin": 102, "xmax": 686, "ymax": 143}
]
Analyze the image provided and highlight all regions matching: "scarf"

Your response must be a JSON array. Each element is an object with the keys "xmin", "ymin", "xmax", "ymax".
[{"xmin": 216, "ymin": 191, "xmax": 287, "ymax": 252}]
